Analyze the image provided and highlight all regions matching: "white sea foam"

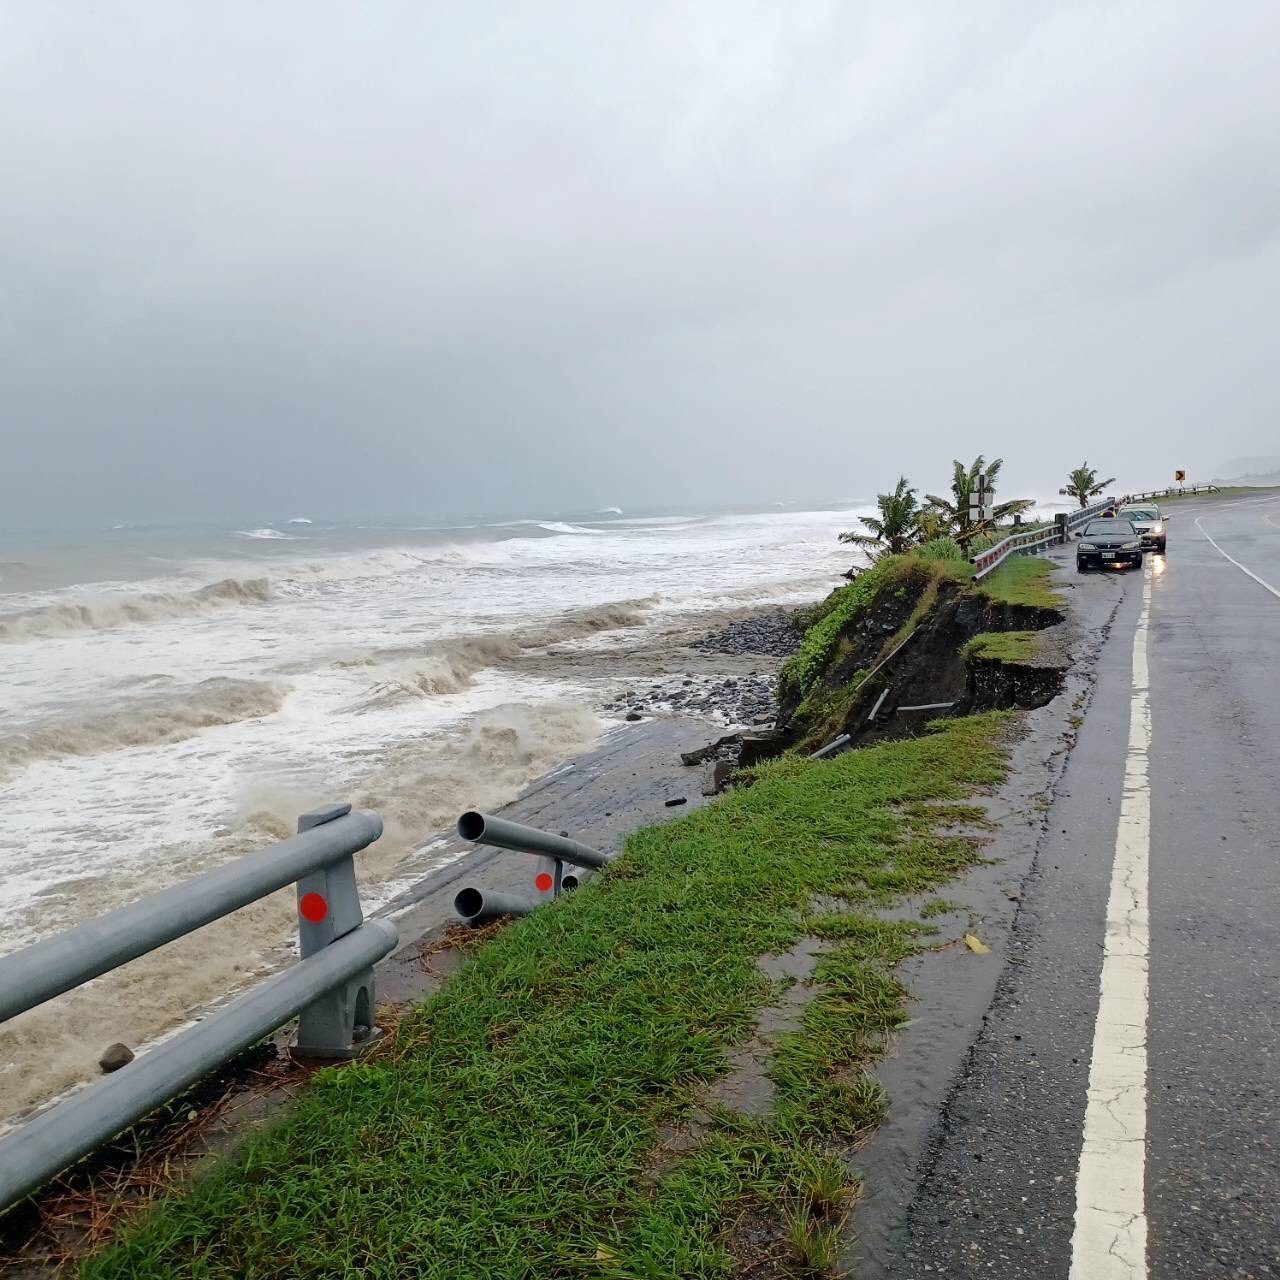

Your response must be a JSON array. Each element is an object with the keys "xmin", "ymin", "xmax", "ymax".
[{"xmin": 0, "ymin": 577, "xmax": 271, "ymax": 641}]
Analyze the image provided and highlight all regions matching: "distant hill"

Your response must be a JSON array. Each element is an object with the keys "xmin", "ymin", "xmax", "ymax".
[
  {"xmin": 1213, "ymin": 469, "xmax": 1280, "ymax": 487},
  {"xmin": 1214, "ymin": 455, "xmax": 1280, "ymax": 486}
]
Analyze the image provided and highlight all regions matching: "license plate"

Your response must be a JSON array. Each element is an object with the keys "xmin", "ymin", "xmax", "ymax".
[{"xmin": 1102, "ymin": 553, "xmax": 1116, "ymax": 561}]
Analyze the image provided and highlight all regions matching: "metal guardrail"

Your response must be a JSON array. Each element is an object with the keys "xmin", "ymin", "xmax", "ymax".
[
  {"xmin": 1124, "ymin": 483, "xmax": 1219, "ymax": 501},
  {"xmin": 0, "ymin": 803, "xmax": 397, "ymax": 1210},
  {"xmin": 453, "ymin": 812, "xmax": 611, "ymax": 924},
  {"xmin": 970, "ymin": 498, "xmax": 1114, "ymax": 581}
]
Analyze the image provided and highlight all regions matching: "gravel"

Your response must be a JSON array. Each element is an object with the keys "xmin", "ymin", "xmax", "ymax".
[{"xmin": 688, "ymin": 612, "xmax": 801, "ymax": 659}]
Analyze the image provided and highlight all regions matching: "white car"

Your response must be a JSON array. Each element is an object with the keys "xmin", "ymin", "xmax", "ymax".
[{"xmin": 1118, "ymin": 504, "xmax": 1168, "ymax": 554}]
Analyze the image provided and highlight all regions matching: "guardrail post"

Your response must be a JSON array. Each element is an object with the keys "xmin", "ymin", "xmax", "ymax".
[
  {"xmin": 290, "ymin": 804, "xmax": 383, "ymax": 1059},
  {"xmin": 1055, "ymin": 512, "xmax": 1068, "ymax": 543}
]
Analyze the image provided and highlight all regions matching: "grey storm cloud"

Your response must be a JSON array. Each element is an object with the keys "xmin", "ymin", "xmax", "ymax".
[{"xmin": 3, "ymin": 1, "xmax": 1280, "ymax": 526}]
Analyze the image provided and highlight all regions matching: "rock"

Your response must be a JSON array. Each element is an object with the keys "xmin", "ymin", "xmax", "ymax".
[
  {"xmin": 680, "ymin": 732, "xmax": 742, "ymax": 766},
  {"xmin": 625, "ymin": 711, "xmax": 643, "ymax": 722},
  {"xmin": 738, "ymin": 730, "xmax": 785, "ymax": 768},
  {"xmin": 664, "ymin": 797, "xmax": 688, "ymax": 807},
  {"xmin": 99, "ymin": 1042, "xmax": 135, "ymax": 1073},
  {"xmin": 702, "ymin": 759, "xmax": 734, "ymax": 796}
]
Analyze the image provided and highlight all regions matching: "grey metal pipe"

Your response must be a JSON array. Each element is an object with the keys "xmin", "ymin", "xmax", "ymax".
[
  {"xmin": 808, "ymin": 734, "xmax": 851, "ymax": 760},
  {"xmin": 453, "ymin": 886, "xmax": 538, "ymax": 926},
  {"xmin": 0, "ymin": 809, "xmax": 384, "ymax": 1025},
  {"xmin": 0, "ymin": 918, "xmax": 398, "ymax": 1210},
  {"xmin": 456, "ymin": 811, "xmax": 611, "ymax": 870}
]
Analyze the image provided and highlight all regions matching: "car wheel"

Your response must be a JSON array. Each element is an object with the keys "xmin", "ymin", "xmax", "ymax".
[
  {"xmin": 1157, "ymin": 539, "xmax": 1167, "ymax": 553},
  {"xmin": 1076, "ymin": 561, "xmax": 1088, "ymax": 573}
]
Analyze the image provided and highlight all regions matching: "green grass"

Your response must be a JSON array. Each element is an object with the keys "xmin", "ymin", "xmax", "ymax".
[
  {"xmin": 82, "ymin": 714, "xmax": 1013, "ymax": 1280},
  {"xmin": 962, "ymin": 630, "xmax": 1043, "ymax": 665},
  {"xmin": 975, "ymin": 556, "xmax": 1062, "ymax": 610}
]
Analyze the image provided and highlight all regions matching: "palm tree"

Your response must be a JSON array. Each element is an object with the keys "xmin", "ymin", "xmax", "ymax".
[
  {"xmin": 924, "ymin": 455, "xmax": 1033, "ymax": 545},
  {"xmin": 1065, "ymin": 462, "xmax": 1116, "ymax": 508},
  {"xmin": 840, "ymin": 477, "xmax": 920, "ymax": 565},
  {"xmin": 912, "ymin": 506, "xmax": 952, "ymax": 543}
]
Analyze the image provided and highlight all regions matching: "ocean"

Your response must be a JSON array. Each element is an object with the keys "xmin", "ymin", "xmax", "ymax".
[{"xmin": 0, "ymin": 503, "xmax": 864, "ymax": 1118}]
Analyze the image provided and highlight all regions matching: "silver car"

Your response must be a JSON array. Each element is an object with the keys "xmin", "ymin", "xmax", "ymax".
[{"xmin": 1118, "ymin": 504, "xmax": 1168, "ymax": 554}]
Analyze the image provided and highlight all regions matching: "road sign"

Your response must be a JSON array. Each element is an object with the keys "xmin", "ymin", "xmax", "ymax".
[
  {"xmin": 1175, "ymin": 469, "xmax": 1186, "ymax": 483},
  {"xmin": 969, "ymin": 473, "xmax": 993, "ymax": 524}
]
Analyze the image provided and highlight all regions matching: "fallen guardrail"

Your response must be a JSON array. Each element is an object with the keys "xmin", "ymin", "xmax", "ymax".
[
  {"xmin": 0, "ymin": 803, "xmax": 397, "ymax": 1210},
  {"xmin": 454, "ymin": 812, "xmax": 611, "ymax": 924},
  {"xmin": 970, "ymin": 497, "xmax": 1114, "ymax": 581}
]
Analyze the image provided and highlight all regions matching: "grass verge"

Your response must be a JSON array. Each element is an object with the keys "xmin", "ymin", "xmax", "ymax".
[
  {"xmin": 82, "ymin": 714, "xmax": 1013, "ymax": 1280},
  {"xmin": 974, "ymin": 556, "xmax": 1061, "ymax": 610},
  {"xmin": 961, "ymin": 630, "xmax": 1044, "ymax": 665}
]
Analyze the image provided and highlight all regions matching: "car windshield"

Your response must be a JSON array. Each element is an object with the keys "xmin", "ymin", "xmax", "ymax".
[
  {"xmin": 1084, "ymin": 520, "xmax": 1135, "ymax": 536},
  {"xmin": 1121, "ymin": 508, "xmax": 1158, "ymax": 520}
]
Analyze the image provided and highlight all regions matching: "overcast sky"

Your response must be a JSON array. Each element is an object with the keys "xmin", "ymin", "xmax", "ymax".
[{"xmin": 3, "ymin": 2, "xmax": 1279, "ymax": 526}]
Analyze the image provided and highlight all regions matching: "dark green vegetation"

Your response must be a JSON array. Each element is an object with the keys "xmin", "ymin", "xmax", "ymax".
[
  {"xmin": 838, "ymin": 455, "xmax": 1034, "ymax": 565},
  {"xmin": 84, "ymin": 715, "xmax": 1013, "ymax": 1280}
]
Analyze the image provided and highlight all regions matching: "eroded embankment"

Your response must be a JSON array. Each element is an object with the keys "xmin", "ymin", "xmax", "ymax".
[{"xmin": 776, "ymin": 553, "xmax": 1067, "ymax": 754}]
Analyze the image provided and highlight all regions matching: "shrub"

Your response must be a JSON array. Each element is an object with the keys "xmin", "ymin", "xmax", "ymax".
[{"xmin": 916, "ymin": 536, "xmax": 965, "ymax": 562}]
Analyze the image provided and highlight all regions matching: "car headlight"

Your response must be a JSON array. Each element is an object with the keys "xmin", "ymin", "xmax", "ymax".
[
  {"xmin": 1152, "ymin": 522, "xmax": 1164, "ymax": 533},
  {"xmin": 1079, "ymin": 542, "xmax": 1096, "ymax": 551},
  {"xmin": 1122, "ymin": 540, "xmax": 1140, "ymax": 550}
]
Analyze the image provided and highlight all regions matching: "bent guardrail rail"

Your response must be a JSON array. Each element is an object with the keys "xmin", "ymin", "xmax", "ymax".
[
  {"xmin": 0, "ymin": 803, "xmax": 397, "ymax": 1210},
  {"xmin": 453, "ymin": 812, "xmax": 612, "ymax": 926},
  {"xmin": 970, "ymin": 497, "xmax": 1114, "ymax": 581}
]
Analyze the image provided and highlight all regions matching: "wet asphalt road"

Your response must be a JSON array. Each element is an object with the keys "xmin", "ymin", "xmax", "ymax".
[{"xmin": 884, "ymin": 494, "xmax": 1280, "ymax": 1278}]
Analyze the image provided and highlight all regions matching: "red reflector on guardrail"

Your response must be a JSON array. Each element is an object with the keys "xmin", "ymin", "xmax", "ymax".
[
  {"xmin": 534, "ymin": 872, "xmax": 554, "ymax": 892},
  {"xmin": 299, "ymin": 892, "xmax": 328, "ymax": 923}
]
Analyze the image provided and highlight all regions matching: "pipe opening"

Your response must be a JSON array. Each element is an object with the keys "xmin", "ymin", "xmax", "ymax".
[
  {"xmin": 456, "ymin": 811, "xmax": 486, "ymax": 841},
  {"xmin": 562, "ymin": 874, "xmax": 580, "ymax": 892},
  {"xmin": 453, "ymin": 887, "xmax": 484, "ymax": 919}
]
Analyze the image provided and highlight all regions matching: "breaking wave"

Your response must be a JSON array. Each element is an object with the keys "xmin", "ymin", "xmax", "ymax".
[
  {"xmin": 0, "ymin": 678, "xmax": 290, "ymax": 773},
  {"xmin": 235, "ymin": 528, "xmax": 297, "ymax": 540},
  {"xmin": 537, "ymin": 521, "xmax": 604, "ymax": 535},
  {"xmin": 0, "ymin": 578, "xmax": 272, "ymax": 641},
  {"xmin": 341, "ymin": 600, "xmax": 654, "ymax": 708}
]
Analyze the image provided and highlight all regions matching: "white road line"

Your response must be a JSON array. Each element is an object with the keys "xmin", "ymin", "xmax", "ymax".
[
  {"xmin": 1195, "ymin": 518, "xmax": 1280, "ymax": 600},
  {"xmin": 1069, "ymin": 568, "xmax": 1151, "ymax": 1280}
]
